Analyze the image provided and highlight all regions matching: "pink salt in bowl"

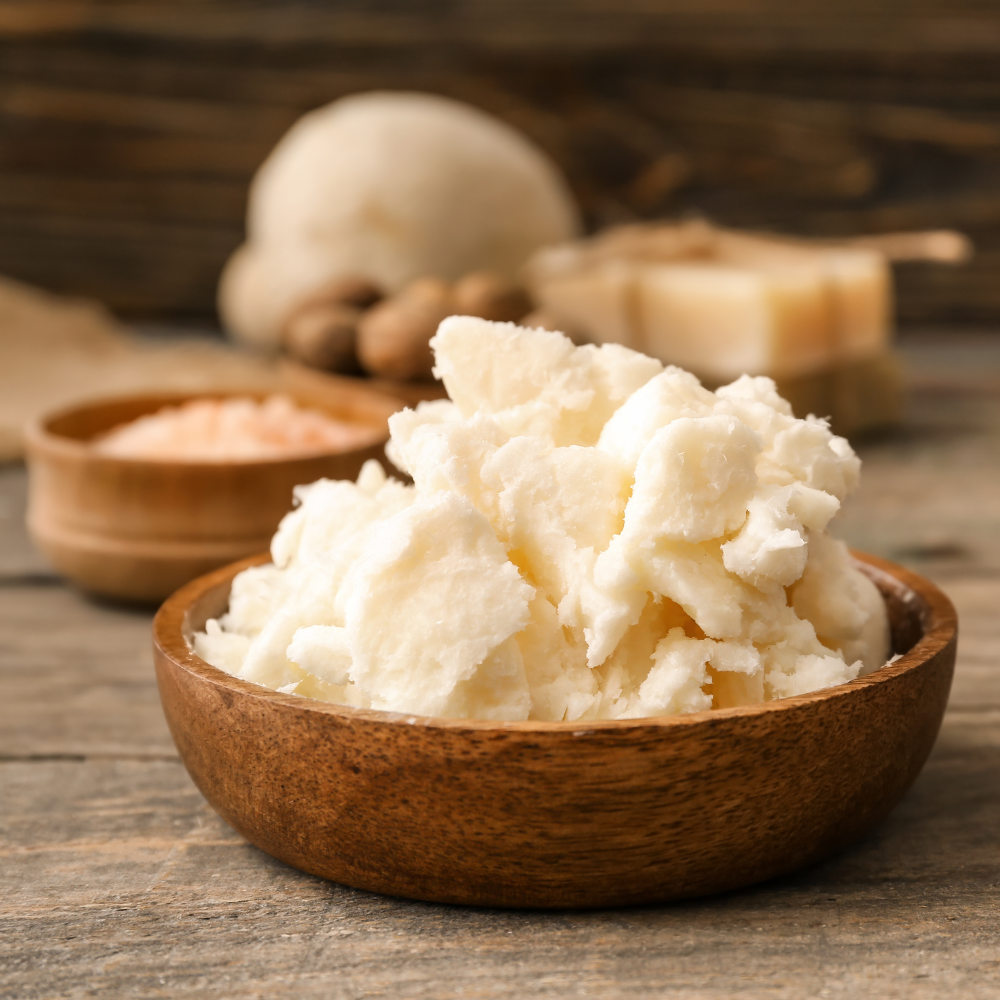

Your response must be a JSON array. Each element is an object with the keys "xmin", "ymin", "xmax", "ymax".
[{"xmin": 26, "ymin": 386, "xmax": 401, "ymax": 603}]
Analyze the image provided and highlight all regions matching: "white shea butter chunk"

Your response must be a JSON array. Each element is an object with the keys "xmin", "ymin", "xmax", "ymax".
[
  {"xmin": 481, "ymin": 435, "xmax": 625, "ymax": 610},
  {"xmin": 196, "ymin": 318, "xmax": 892, "ymax": 720},
  {"xmin": 789, "ymin": 532, "xmax": 890, "ymax": 675},
  {"xmin": 431, "ymin": 316, "xmax": 662, "ymax": 446},
  {"xmin": 342, "ymin": 492, "xmax": 534, "ymax": 718},
  {"xmin": 627, "ymin": 415, "xmax": 760, "ymax": 544},
  {"xmin": 721, "ymin": 484, "xmax": 840, "ymax": 591},
  {"xmin": 597, "ymin": 366, "xmax": 716, "ymax": 473}
]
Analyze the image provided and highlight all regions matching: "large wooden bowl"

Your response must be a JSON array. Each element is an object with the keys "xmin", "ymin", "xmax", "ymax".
[
  {"xmin": 26, "ymin": 386, "xmax": 401, "ymax": 603},
  {"xmin": 153, "ymin": 552, "xmax": 956, "ymax": 909}
]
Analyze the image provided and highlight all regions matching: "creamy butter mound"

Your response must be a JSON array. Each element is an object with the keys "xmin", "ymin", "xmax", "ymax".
[{"xmin": 195, "ymin": 318, "xmax": 890, "ymax": 720}]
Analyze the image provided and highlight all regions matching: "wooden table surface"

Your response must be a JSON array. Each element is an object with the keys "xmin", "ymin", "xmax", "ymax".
[{"xmin": 2, "ymin": 332, "xmax": 999, "ymax": 999}]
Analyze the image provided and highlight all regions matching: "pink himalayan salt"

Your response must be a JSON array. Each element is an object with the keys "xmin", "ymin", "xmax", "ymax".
[{"xmin": 94, "ymin": 395, "xmax": 379, "ymax": 461}]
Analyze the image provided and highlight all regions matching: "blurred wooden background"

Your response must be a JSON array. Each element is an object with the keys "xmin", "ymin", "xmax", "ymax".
[{"xmin": 2, "ymin": 0, "xmax": 1000, "ymax": 325}]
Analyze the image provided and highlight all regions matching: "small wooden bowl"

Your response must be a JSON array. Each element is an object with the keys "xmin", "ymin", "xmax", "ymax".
[
  {"xmin": 153, "ymin": 551, "xmax": 956, "ymax": 910},
  {"xmin": 25, "ymin": 386, "xmax": 401, "ymax": 603}
]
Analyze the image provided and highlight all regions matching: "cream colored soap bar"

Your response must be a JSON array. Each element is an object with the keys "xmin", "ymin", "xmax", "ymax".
[
  {"xmin": 638, "ymin": 261, "xmax": 835, "ymax": 382},
  {"xmin": 525, "ymin": 221, "xmax": 891, "ymax": 382}
]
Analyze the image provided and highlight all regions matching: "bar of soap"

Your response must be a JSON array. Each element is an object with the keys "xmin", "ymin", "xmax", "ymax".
[
  {"xmin": 525, "ymin": 220, "xmax": 892, "ymax": 383},
  {"xmin": 195, "ymin": 318, "xmax": 891, "ymax": 722}
]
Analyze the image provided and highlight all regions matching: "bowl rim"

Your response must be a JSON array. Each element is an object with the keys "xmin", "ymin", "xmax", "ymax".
[
  {"xmin": 154, "ymin": 549, "xmax": 957, "ymax": 735},
  {"xmin": 25, "ymin": 388, "xmax": 398, "ymax": 471}
]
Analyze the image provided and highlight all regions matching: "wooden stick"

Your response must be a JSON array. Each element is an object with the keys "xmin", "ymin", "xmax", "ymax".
[{"xmin": 838, "ymin": 230, "xmax": 973, "ymax": 264}]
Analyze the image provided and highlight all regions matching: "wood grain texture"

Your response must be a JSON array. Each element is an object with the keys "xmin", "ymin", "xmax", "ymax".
[
  {"xmin": 0, "ymin": 583, "xmax": 174, "ymax": 759},
  {"xmin": 2, "ymin": 720, "xmax": 999, "ymax": 999},
  {"xmin": 151, "ymin": 551, "xmax": 955, "ymax": 909},
  {"xmin": 1, "ymin": 2, "xmax": 1000, "ymax": 323},
  {"xmin": 2, "ymin": 331, "xmax": 999, "ymax": 994}
]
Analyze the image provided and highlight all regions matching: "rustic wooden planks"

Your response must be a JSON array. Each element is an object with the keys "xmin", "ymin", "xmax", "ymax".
[
  {"xmin": 0, "ymin": 584, "xmax": 175, "ymax": 760},
  {"xmin": 3, "ymin": 2, "xmax": 1000, "ymax": 322},
  {"xmin": 1, "ymin": 721, "xmax": 998, "ymax": 998}
]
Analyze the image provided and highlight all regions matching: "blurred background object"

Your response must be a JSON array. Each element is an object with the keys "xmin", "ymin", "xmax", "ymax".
[
  {"xmin": 0, "ymin": 275, "xmax": 281, "ymax": 460},
  {"xmin": 218, "ymin": 92, "xmax": 579, "ymax": 351},
  {"xmin": 0, "ymin": 0, "xmax": 997, "ymax": 326},
  {"xmin": 24, "ymin": 385, "xmax": 398, "ymax": 602}
]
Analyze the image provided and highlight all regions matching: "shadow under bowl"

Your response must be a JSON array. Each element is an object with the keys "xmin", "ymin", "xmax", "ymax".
[{"xmin": 153, "ymin": 550, "xmax": 956, "ymax": 909}]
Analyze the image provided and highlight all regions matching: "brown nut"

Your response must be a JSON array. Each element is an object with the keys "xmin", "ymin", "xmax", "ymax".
[
  {"xmin": 282, "ymin": 301, "xmax": 363, "ymax": 372},
  {"xmin": 356, "ymin": 278, "xmax": 454, "ymax": 381},
  {"xmin": 302, "ymin": 274, "xmax": 384, "ymax": 311},
  {"xmin": 397, "ymin": 276, "xmax": 453, "ymax": 309},
  {"xmin": 452, "ymin": 271, "xmax": 533, "ymax": 322}
]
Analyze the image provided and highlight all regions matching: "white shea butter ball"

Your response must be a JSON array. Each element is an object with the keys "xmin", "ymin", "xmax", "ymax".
[{"xmin": 220, "ymin": 92, "xmax": 581, "ymax": 348}]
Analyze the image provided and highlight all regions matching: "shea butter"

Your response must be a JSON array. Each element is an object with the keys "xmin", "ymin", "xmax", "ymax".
[{"xmin": 195, "ymin": 319, "xmax": 890, "ymax": 720}]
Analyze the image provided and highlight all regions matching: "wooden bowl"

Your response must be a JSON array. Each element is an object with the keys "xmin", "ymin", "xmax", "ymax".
[
  {"xmin": 153, "ymin": 551, "xmax": 956, "ymax": 910},
  {"xmin": 25, "ymin": 386, "xmax": 400, "ymax": 603}
]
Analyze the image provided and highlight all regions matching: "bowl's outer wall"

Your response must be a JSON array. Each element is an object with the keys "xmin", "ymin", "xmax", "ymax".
[
  {"xmin": 25, "ymin": 391, "xmax": 395, "ymax": 601},
  {"xmin": 153, "ymin": 554, "xmax": 956, "ymax": 909}
]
